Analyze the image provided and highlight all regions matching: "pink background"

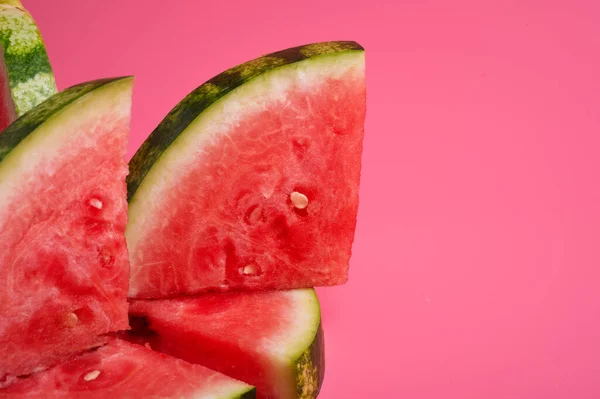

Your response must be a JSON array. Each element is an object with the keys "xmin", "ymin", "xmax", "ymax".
[{"xmin": 26, "ymin": 0, "xmax": 600, "ymax": 397}]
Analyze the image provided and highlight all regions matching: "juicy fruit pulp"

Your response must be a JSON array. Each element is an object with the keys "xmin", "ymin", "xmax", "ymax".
[
  {"xmin": 128, "ymin": 289, "xmax": 323, "ymax": 399},
  {"xmin": 127, "ymin": 42, "xmax": 366, "ymax": 298},
  {"xmin": 0, "ymin": 0, "xmax": 56, "ymax": 131},
  {"xmin": 1, "ymin": 338, "xmax": 256, "ymax": 398},
  {"xmin": 0, "ymin": 78, "xmax": 133, "ymax": 380}
]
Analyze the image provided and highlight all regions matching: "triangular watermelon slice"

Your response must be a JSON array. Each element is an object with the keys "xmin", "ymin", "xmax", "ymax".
[
  {"xmin": 128, "ymin": 289, "xmax": 323, "ymax": 399},
  {"xmin": 1, "ymin": 338, "xmax": 256, "ymax": 398},
  {"xmin": 127, "ymin": 41, "xmax": 366, "ymax": 298},
  {"xmin": 0, "ymin": 77, "xmax": 132, "ymax": 379},
  {"xmin": 0, "ymin": 0, "xmax": 56, "ymax": 131}
]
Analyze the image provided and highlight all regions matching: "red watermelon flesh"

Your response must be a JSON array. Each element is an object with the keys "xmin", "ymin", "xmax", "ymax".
[
  {"xmin": 0, "ymin": 338, "xmax": 256, "ymax": 398},
  {"xmin": 0, "ymin": 60, "xmax": 16, "ymax": 132},
  {"xmin": 128, "ymin": 289, "xmax": 323, "ymax": 399},
  {"xmin": 0, "ymin": 78, "xmax": 133, "ymax": 379},
  {"xmin": 127, "ymin": 45, "xmax": 366, "ymax": 298}
]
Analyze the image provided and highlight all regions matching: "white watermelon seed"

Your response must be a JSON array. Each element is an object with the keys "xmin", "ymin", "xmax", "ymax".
[
  {"xmin": 290, "ymin": 191, "xmax": 309, "ymax": 209},
  {"xmin": 83, "ymin": 370, "xmax": 101, "ymax": 381},
  {"xmin": 89, "ymin": 198, "xmax": 103, "ymax": 209},
  {"xmin": 241, "ymin": 265, "xmax": 257, "ymax": 275},
  {"xmin": 65, "ymin": 312, "xmax": 78, "ymax": 327}
]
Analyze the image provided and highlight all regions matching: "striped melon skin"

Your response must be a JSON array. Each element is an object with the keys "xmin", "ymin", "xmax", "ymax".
[
  {"xmin": 0, "ymin": 0, "xmax": 56, "ymax": 131},
  {"xmin": 127, "ymin": 41, "xmax": 366, "ymax": 298}
]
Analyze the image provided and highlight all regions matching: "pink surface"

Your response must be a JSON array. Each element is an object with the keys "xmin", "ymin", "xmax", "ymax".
[{"xmin": 25, "ymin": 0, "xmax": 600, "ymax": 398}]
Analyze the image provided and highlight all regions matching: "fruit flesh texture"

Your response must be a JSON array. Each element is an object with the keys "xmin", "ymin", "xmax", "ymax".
[
  {"xmin": 0, "ymin": 338, "xmax": 256, "ymax": 398},
  {"xmin": 0, "ymin": 1, "xmax": 57, "ymax": 131},
  {"xmin": 0, "ymin": 78, "xmax": 132, "ymax": 380},
  {"xmin": 127, "ymin": 44, "xmax": 366, "ymax": 298},
  {"xmin": 0, "ymin": 56, "xmax": 17, "ymax": 131},
  {"xmin": 128, "ymin": 289, "xmax": 322, "ymax": 399}
]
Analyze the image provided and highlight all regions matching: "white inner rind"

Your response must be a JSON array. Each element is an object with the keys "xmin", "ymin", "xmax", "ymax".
[
  {"xmin": 261, "ymin": 288, "xmax": 321, "ymax": 361},
  {"xmin": 0, "ymin": 78, "xmax": 133, "ymax": 220},
  {"xmin": 126, "ymin": 52, "xmax": 365, "ymax": 262},
  {"xmin": 190, "ymin": 379, "xmax": 254, "ymax": 399},
  {"xmin": 267, "ymin": 289, "xmax": 321, "ymax": 399}
]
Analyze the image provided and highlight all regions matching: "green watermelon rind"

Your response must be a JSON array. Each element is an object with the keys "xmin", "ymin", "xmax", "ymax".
[
  {"xmin": 238, "ymin": 388, "xmax": 257, "ymax": 399},
  {"xmin": 126, "ymin": 40, "xmax": 364, "ymax": 204},
  {"xmin": 0, "ymin": 76, "xmax": 132, "ymax": 167},
  {"xmin": 224, "ymin": 385, "xmax": 257, "ymax": 399},
  {"xmin": 294, "ymin": 322, "xmax": 325, "ymax": 399},
  {"xmin": 256, "ymin": 288, "xmax": 323, "ymax": 398},
  {"xmin": 287, "ymin": 289, "xmax": 324, "ymax": 399},
  {"xmin": 0, "ymin": 0, "xmax": 57, "ymax": 117}
]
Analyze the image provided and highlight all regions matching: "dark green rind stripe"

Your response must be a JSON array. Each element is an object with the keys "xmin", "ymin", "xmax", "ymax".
[
  {"xmin": 294, "ymin": 322, "xmax": 325, "ymax": 399},
  {"xmin": 127, "ymin": 41, "xmax": 364, "ymax": 202},
  {"xmin": 238, "ymin": 387, "xmax": 257, "ymax": 399},
  {"xmin": 0, "ymin": 76, "xmax": 131, "ymax": 162},
  {"xmin": 1, "ymin": 43, "xmax": 53, "ymax": 86}
]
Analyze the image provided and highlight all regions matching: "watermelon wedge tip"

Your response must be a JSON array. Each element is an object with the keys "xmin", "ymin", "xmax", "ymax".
[{"xmin": 1, "ymin": 338, "xmax": 256, "ymax": 398}]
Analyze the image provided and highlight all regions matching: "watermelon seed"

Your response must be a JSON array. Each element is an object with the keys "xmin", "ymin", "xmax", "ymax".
[
  {"xmin": 64, "ymin": 312, "xmax": 78, "ymax": 327},
  {"xmin": 89, "ymin": 198, "xmax": 103, "ymax": 209},
  {"xmin": 241, "ymin": 265, "xmax": 257, "ymax": 275},
  {"xmin": 244, "ymin": 205, "xmax": 262, "ymax": 225},
  {"xmin": 83, "ymin": 370, "xmax": 101, "ymax": 381},
  {"xmin": 290, "ymin": 192, "xmax": 309, "ymax": 209}
]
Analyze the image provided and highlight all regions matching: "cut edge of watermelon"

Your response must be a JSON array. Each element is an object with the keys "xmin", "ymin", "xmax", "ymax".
[
  {"xmin": 200, "ymin": 376, "xmax": 257, "ymax": 399},
  {"xmin": 273, "ymin": 289, "xmax": 322, "ymax": 362},
  {"xmin": 125, "ymin": 44, "xmax": 364, "ymax": 267},
  {"xmin": 2, "ymin": 338, "xmax": 258, "ymax": 399}
]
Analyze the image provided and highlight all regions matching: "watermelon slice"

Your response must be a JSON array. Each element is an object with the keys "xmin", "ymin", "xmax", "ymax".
[
  {"xmin": 128, "ymin": 289, "xmax": 323, "ymax": 399},
  {"xmin": 126, "ymin": 41, "xmax": 366, "ymax": 298},
  {"xmin": 0, "ymin": 0, "xmax": 56, "ymax": 131},
  {"xmin": 0, "ymin": 77, "xmax": 133, "ymax": 379},
  {"xmin": 1, "ymin": 338, "xmax": 256, "ymax": 398}
]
